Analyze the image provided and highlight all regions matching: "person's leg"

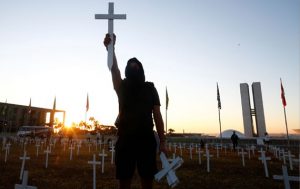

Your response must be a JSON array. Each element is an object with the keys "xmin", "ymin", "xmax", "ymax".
[
  {"xmin": 119, "ymin": 179, "xmax": 131, "ymax": 189},
  {"xmin": 141, "ymin": 178, "xmax": 153, "ymax": 189},
  {"xmin": 116, "ymin": 137, "xmax": 135, "ymax": 189},
  {"xmin": 137, "ymin": 135, "xmax": 157, "ymax": 189}
]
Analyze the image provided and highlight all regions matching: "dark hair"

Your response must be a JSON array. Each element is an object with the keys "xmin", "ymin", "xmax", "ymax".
[{"xmin": 125, "ymin": 57, "xmax": 145, "ymax": 83}]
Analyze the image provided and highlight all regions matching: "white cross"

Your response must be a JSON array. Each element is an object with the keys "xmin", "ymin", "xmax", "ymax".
[
  {"xmin": 198, "ymin": 147, "xmax": 203, "ymax": 165},
  {"xmin": 215, "ymin": 145, "xmax": 222, "ymax": 158},
  {"xmin": 15, "ymin": 170, "xmax": 37, "ymax": 189},
  {"xmin": 4, "ymin": 143, "xmax": 11, "ymax": 163},
  {"xmin": 98, "ymin": 149, "xmax": 108, "ymax": 173},
  {"xmin": 258, "ymin": 148, "xmax": 266, "ymax": 163},
  {"xmin": 95, "ymin": 2, "xmax": 126, "ymax": 70},
  {"xmin": 273, "ymin": 165, "xmax": 300, "ymax": 189},
  {"xmin": 6, "ymin": 142, "xmax": 11, "ymax": 154},
  {"xmin": 286, "ymin": 150, "xmax": 295, "ymax": 170},
  {"xmin": 35, "ymin": 144, "xmax": 40, "ymax": 157},
  {"xmin": 19, "ymin": 151, "xmax": 30, "ymax": 180},
  {"xmin": 69, "ymin": 145, "xmax": 75, "ymax": 160},
  {"xmin": 238, "ymin": 148, "xmax": 248, "ymax": 167},
  {"xmin": 178, "ymin": 143, "xmax": 183, "ymax": 157},
  {"xmin": 204, "ymin": 149, "xmax": 213, "ymax": 172},
  {"xmin": 88, "ymin": 154, "xmax": 101, "ymax": 189},
  {"xmin": 173, "ymin": 143, "xmax": 177, "ymax": 154},
  {"xmin": 155, "ymin": 152, "xmax": 183, "ymax": 188},
  {"xmin": 110, "ymin": 144, "xmax": 115, "ymax": 164},
  {"xmin": 258, "ymin": 151, "xmax": 271, "ymax": 177},
  {"xmin": 44, "ymin": 146, "xmax": 51, "ymax": 168}
]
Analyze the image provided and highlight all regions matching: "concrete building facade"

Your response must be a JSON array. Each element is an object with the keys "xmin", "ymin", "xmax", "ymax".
[
  {"xmin": 252, "ymin": 82, "xmax": 266, "ymax": 137},
  {"xmin": 240, "ymin": 83, "xmax": 254, "ymax": 137},
  {"xmin": 0, "ymin": 102, "xmax": 65, "ymax": 132},
  {"xmin": 240, "ymin": 82, "xmax": 266, "ymax": 137}
]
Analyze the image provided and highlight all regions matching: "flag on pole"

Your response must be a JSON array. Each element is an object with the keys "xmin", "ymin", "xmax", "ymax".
[
  {"xmin": 280, "ymin": 78, "xmax": 287, "ymax": 107},
  {"xmin": 53, "ymin": 96, "xmax": 56, "ymax": 110},
  {"xmin": 217, "ymin": 83, "xmax": 221, "ymax": 109},
  {"xmin": 86, "ymin": 93, "xmax": 89, "ymax": 112},
  {"xmin": 166, "ymin": 87, "xmax": 169, "ymax": 110},
  {"xmin": 28, "ymin": 98, "xmax": 32, "ymax": 114}
]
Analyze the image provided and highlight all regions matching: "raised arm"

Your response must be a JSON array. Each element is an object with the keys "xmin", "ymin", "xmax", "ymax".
[
  {"xmin": 103, "ymin": 33, "xmax": 122, "ymax": 92},
  {"xmin": 153, "ymin": 105, "xmax": 167, "ymax": 154}
]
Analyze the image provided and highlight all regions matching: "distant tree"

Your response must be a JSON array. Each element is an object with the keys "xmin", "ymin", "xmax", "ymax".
[{"xmin": 168, "ymin": 128, "xmax": 175, "ymax": 135}]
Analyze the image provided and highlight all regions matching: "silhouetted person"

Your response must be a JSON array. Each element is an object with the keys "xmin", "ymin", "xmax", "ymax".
[
  {"xmin": 200, "ymin": 139, "xmax": 205, "ymax": 149},
  {"xmin": 103, "ymin": 33, "xmax": 167, "ymax": 189},
  {"xmin": 263, "ymin": 132, "xmax": 270, "ymax": 148},
  {"xmin": 231, "ymin": 131, "xmax": 239, "ymax": 151}
]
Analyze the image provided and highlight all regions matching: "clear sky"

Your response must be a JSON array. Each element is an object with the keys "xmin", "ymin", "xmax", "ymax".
[{"xmin": 0, "ymin": 0, "xmax": 299, "ymax": 135}]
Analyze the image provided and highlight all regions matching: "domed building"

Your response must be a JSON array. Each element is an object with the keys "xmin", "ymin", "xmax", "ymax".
[{"xmin": 218, "ymin": 129, "xmax": 245, "ymax": 138}]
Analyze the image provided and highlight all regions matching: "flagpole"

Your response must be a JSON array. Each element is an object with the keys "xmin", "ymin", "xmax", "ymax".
[
  {"xmin": 283, "ymin": 106, "xmax": 290, "ymax": 147},
  {"xmin": 166, "ymin": 107, "xmax": 168, "ymax": 136},
  {"xmin": 165, "ymin": 87, "xmax": 169, "ymax": 136},
  {"xmin": 218, "ymin": 108, "xmax": 222, "ymax": 145},
  {"xmin": 85, "ymin": 93, "xmax": 89, "ymax": 123},
  {"xmin": 217, "ymin": 83, "xmax": 222, "ymax": 145},
  {"xmin": 280, "ymin": 78, "xmax": 289, "ymax": 148}
]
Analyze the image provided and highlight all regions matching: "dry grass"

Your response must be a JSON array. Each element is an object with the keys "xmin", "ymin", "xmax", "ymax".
[{"xmin": 0, "ymin": 137, "xmax": 299, "ymax": 189}]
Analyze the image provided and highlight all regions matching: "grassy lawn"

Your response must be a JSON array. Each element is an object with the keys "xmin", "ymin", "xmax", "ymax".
[{"xmin": 0, "ymin": 136, "xmax": 299, "ymax": 189}]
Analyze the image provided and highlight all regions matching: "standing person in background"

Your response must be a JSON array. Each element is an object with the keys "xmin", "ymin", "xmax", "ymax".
[
  {"xmin": 103, "ymin": 33, "xmax": 167, "ymax": 189},
  {"xmin": 263, "ymin": 132, "xmax": 270, "ymax": 149},
  {"xmin": 231, "ymin": 131, "xmax": 239, "ymax": 151}
]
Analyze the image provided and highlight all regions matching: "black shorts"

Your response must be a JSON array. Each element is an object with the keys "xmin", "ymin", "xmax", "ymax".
[{"xmin": 115, "ymin": 134, "xmax": 157, "ymax": 180}]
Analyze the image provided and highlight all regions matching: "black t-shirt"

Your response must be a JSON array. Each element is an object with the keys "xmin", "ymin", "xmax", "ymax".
[{"xmin": 116, "ymin": 79, "xmax": 160, "ymax": 136}]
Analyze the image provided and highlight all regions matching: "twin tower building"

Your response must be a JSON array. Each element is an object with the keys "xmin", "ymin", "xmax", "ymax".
[{"xmin": 240, "ymin": 82, "xmax": 267, "ymax": 137}]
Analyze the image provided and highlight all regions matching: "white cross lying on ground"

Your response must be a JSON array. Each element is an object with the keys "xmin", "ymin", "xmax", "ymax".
[
  {"xmin": 15, "ymin": 170, "xmax": 37, "ymax": 189},
  {"xmin": 155, "ymin": 152, "xmax": 184, "ymax": 188},
  {"xmin": 273, "ymin": 165, "xmax": 300, "ymax": 189}
]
